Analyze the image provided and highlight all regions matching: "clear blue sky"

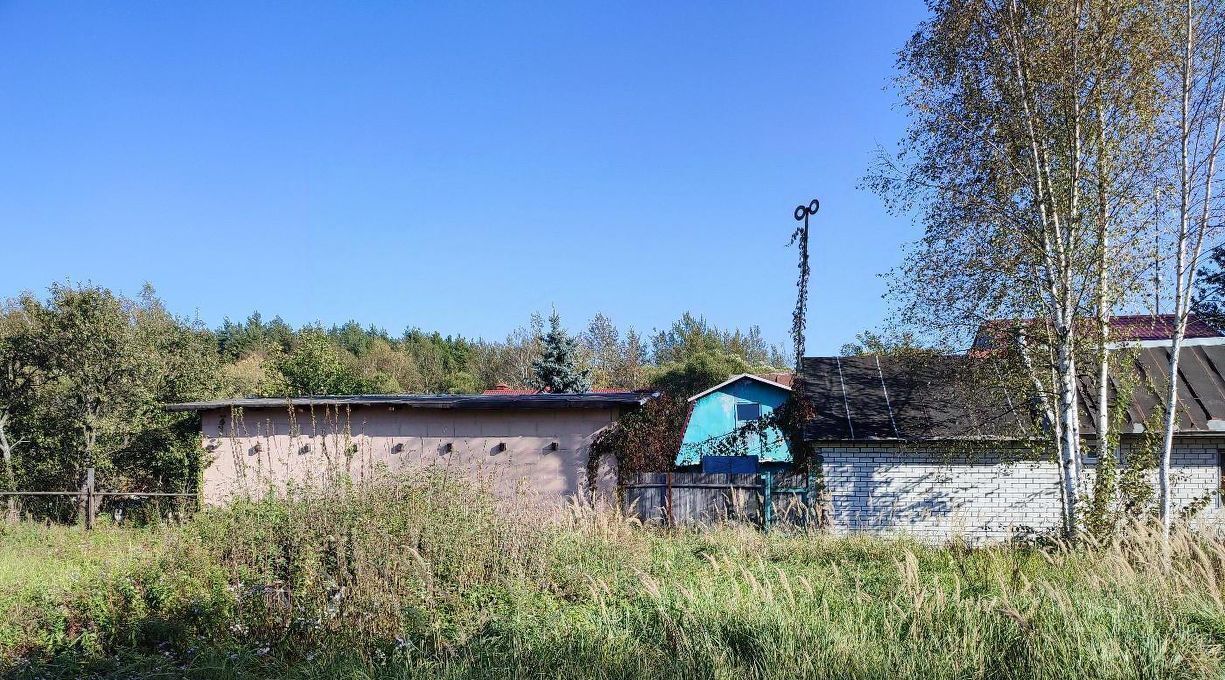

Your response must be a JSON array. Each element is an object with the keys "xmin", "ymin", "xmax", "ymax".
[{"xmin": 0, "ymin": 2, "xmax": 928, "ymax": 356}]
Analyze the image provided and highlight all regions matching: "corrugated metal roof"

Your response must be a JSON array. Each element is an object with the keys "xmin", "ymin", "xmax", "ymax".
[
  {"xmin": 167, "ymin": 391, "xmax": 657, "ymax": 412},
  {"xmin": 973, "ymin": 314, "xmax": 1222, "ymax": 351},
  {"xmin": 1079, "ymin": 344, "xmax": 1225, "ymax": 434},
  {"xmin": 1110, "ymin": 314, "xmax": 1221, "ymax": 341},
  {"xmin": 799, "ymin": 345, "xmax": 1225, "ymax": 441}
]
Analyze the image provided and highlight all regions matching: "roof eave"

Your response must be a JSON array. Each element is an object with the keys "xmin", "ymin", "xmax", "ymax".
[
  {"xmin": 687, "ymin": 373, "xmax": 793, "ymax": 403},
  {"xmin": 166, "ymin": 391, "xmax": 659, "ymax": 413}
]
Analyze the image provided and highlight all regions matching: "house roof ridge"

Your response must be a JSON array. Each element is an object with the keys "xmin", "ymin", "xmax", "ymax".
[{"xmin": 686, "ymin": 373, "xmax": 794, "ymax": 402}]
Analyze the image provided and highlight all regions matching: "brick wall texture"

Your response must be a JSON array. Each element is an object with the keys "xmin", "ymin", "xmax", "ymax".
[{"xmin": 820, "ymin": 438, "xmax": 1225, "ymax": 541}]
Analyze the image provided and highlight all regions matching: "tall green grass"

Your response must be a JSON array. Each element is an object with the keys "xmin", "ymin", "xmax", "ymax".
[{"xmin": 4, "ymin": 473, "xmax": 1225, "ymax": 678}]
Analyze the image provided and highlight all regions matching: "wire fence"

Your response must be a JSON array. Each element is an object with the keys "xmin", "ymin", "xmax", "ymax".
[{"xmin": 0, "ymin": 467, "xmax": 197, "ymax": 528}]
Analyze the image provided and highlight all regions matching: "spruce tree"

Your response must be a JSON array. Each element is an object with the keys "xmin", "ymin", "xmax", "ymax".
[
  {"xmin": 1194, "ymin": 245, "xmax": 1225, "ymax": 330},
  {"xmin": 530, "ymin": 311, "xmax": 591, "ymax": 393}
]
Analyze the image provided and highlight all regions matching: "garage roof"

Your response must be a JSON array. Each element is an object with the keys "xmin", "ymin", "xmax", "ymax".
[
  {"xmin": 167, "ymin": 391, "xmax": 657, "ymax": 412},
  {"xmin": 798, "ymin": 345, "xmax": 1225, "ymax": 441}
]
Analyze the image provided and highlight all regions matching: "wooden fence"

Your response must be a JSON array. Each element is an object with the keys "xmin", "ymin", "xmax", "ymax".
[
  {"xmin": 0, "ymin": 467, "xmax": 197, "ymax": 529},
  {"xmin": 621, "ymin": 470, "xmax": 817, "ymax": 529}
]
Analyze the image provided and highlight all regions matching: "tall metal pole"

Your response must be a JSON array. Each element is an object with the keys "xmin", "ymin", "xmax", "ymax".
[
  {"xmin": 789, "ymin": 199, "xmax": 821, "ymax": 527},
  {"xmin": 790, "ymin": 199, "xmax": 819, "ymax": 367}
]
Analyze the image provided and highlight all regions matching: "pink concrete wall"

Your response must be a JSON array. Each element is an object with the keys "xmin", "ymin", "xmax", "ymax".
[{"xmin": 198, "ymin": 405, "xmax": 620, "ymax": 507}]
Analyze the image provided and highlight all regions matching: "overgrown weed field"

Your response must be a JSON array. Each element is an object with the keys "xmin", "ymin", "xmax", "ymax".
[{"xmin": 2, "ymin": 476, "xmax": 1225, "ymax": 679}]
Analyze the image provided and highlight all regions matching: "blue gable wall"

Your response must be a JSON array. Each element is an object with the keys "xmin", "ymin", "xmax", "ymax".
[{"xmin": 676, "ymin": 377, "xmax": 792, "ymax": 467}]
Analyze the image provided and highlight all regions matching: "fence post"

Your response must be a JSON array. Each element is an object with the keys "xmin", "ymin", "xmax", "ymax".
[
  {"xmin": 806, "ymin": 467, "xmax": 815, "ymax": 527},
  {"xmin": 85, "ymin": 467, "xmax": 95, "ymax": 531},
  {"xmin": 762, "ymin": 469, "xmax": 773, "ymax": 531},
  {"xmin": 665, "ymin": 471, "xmax": 674, "ymax": 527}
]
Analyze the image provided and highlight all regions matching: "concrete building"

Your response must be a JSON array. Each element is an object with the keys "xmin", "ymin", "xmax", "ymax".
[{"xmin": 168, "ymin": 392, "xmax": 654, "ymax": 506}]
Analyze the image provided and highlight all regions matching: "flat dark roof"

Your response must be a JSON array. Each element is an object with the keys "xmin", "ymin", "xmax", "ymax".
[{"xmin": 167, "ymin": 391, "xmax": 657, "ymax": 412}]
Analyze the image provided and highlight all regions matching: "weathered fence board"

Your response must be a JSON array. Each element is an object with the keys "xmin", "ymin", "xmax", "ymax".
[{"xmin": 622, "ymin": 470, "xmax": 815, "ymax": 529}]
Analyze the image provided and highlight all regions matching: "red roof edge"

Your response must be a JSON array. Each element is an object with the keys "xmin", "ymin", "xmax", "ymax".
[{"xmin": 481, "ymin": 385, "xmax": 639, "ymax": 395}]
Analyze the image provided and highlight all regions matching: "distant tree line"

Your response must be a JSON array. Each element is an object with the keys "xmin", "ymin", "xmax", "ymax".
[{"xmin": 0, "ymin": 282, "xmax": 790, "ymax": 514}]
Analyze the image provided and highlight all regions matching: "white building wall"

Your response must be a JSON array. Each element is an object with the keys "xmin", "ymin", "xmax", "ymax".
[{"xmin": 820, "ymin": 438, "xmax": 1224, "ymax": 541}]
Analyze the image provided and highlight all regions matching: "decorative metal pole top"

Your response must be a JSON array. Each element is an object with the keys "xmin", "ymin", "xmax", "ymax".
[{"xmin": 794, "ymin": 199, "xmax": 820, "ymax": 223}]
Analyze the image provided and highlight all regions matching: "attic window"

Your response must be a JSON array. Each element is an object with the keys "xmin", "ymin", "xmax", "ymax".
[{"xmin": 735, "ymin": 402, "xmax": 761, "ymax": 423}]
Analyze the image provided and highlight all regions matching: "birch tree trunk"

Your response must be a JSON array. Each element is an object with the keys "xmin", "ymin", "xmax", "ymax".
[
  {"xmin": 1095, "ymin": 228, "xmax": 1112, "ymax": 489},
  {"xmin": 1092, "ymin": 52, "xmax": 1115, "ymax": 514},
  {"xmin": 1159, "ymin": 0, "xmax": 1225, "ymax": 539},
  {"xmin": 1016, "ymin": 327, "xmax": 1072, "ymax": 533},
  {"xmin": 1056, "ymin": 330, "xmax": 1081, "ymax": 533}
]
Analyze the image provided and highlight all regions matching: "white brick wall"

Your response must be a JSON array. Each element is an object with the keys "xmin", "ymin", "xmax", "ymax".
[{"xmin": 821, "ymin": 438, "xmax": 1225, "ymax": 542}]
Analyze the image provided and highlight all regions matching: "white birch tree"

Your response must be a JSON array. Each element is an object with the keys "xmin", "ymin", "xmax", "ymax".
[
  {"xmin": 1157, "ymin": 0, "xmax": 1225, "ymax": 537},
  {"xmin": 871, "ymin": 0, "xmax": 1163, "ymax": 537},
  {"xmin": 1083, "ymin": 0, "xmax": 1164, "ymax": 527}
]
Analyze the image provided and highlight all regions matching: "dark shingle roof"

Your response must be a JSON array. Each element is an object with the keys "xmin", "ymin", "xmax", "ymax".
[
  {"xmin": 167, "ymin": 391, "xmax": 656, "ymax": 412},
  {"xmin": 799, "ymin": 345, "xmax": 1225, "ymax": 441},
  {"xmin": 799, "ymin": 354, "xmax": 1031, "ymax": 441}
]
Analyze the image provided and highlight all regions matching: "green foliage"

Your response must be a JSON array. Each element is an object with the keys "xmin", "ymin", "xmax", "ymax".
[
  {"xmin": 0, "ymin": 284, "xmax": 219, "ymax": 515},
  {"xmin": 646, "ymin": 313, "xmax": 788, "ymax": 396},
  {"xmin": 789, "ymin": 202, "xmax": 813, "ymax": 368},
  {"xmin": 400, "ymin": 329, "xmax": 477, "ymax": 394},
  {"xmin": 274, "ymin": 328, "xmax": 372, "ymax": 396},
  {"xmin": 350, "ymin": 337, "xmax": 423, "ymax": 393},
  {"xmin": 1117, "ymin": 413, "xmax": 1165, "ymax": 519},
  {"xmin": 216, "ymin": 312, "xmax": 294, "ymax": 361},
  {"xmin": 646, "ymin": 351, "xmax": 747, "ymax": 397},
  {"xmin": 216, "ymin": 322, "xmax": 478, "ymax": 397},
  {"xmin": 1085, "ymin": 443, "xmax": 1120, "ymax": 541},
  {"xmin": 651, "ymin": 312, "xmax": 789, "ymax": 368},
  {"xmin": 218, "ymin": 349, "xmax": 288, "ymax": 397},
  {"xmin": 581, "ymin": 313, "xmax": 647, "ymax": 389},
  {"xmin": 1080, "ymin": 346, "xmax": 1172, "ymax": 539},
  {"xmin": 642, "ymin": 314, "xmax": 780, "ymax": 396},
  {"xmin": 530, "ymin": 311, "xmax": 591, "ymax": 393},
  {"xmin": 839, "ymin": 328, "xmax": 939, "ymax": 357},
  {"xmin": 588, "ymin": 395, "xmax": 690, "ymax": 486},
  {"xmin": 6, "ymin": 479, "xmax": 1225, "ymax": 678},
  {"xmin": 1084, "ymin": 347, "xmax": 1146, "ymax": 539},
  {"xmin": 328, "ymin": 320, "xmax": 391, "ymax": 357}
]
